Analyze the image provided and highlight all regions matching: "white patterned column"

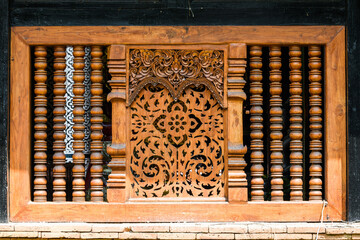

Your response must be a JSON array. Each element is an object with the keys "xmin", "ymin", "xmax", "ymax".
[{"xmin": 64, "ymin": 46, "xmax": 75, "ymax": 162}]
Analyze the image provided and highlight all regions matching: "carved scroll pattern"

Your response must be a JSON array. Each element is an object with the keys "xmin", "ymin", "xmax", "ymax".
[
  {"xmin": 130, "ymin": 85, "xmax": 225, "ymax": 198},
  {"xmin": 83, "ymin": 47, "xmax": 92, "ymax": 175},
  {"xmin": 83, "ymin": 46, "xmax": 92, "ymax": 156},
  {"xmin": 64, "ymin": 46, "xmax": 75, "ymax": 162},
  {"xmin": 128, "ymin": 49, "xmax": 224, "ymax": 107}
]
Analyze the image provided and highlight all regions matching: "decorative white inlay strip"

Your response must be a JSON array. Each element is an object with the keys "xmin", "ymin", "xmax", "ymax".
[{"xmin": 64, "ymin": 46, "xmax": 75, "ymax": 163}]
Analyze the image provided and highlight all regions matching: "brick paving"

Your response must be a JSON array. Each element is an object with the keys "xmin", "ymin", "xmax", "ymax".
[{"xmin": 0, "ymin": 222, "xmax": 359, "ymax": 239}]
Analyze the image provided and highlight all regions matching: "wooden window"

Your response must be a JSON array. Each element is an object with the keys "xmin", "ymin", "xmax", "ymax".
[{"xmin": 10, "ymin": 26, "xmax": 346, "ymax": 222}]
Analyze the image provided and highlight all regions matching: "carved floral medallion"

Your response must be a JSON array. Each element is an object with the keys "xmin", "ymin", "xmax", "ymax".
[{"xmin": 130, "ymin": 85, "xmax": 225, "ymax": 198}]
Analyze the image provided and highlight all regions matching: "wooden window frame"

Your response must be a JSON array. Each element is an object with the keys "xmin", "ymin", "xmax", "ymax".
[{"xmin": 10, "ymin": 26, "xmax": 346, "ymax": 222}]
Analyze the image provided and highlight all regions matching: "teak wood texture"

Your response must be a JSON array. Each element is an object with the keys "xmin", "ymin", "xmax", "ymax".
[
  {"xmin": 249, "ymin": 46, "xmax": 264, "ymax": 201},
  {"xmin": 89, "ymin": 46, "xmax": 105, "ymax": 202},
  {"xmin": 126, "ymin": 47, "xmax": 227, "ymax": 200},
  {"xmin": 10, "ymin": 26, "xmax": 346, "ymax": 222}
]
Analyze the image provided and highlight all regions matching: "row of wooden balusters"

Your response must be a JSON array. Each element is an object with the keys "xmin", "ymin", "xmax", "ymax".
[
  {"xmin": 249, "ymin": 46, "xmax": 323, "ymax": 201},
  {"xmin": 33, "ymin": 46, "xmax": 104, "ymax": 202},
  {"xmin": 33, "ymin": 45, "xmax": 322, "ymax": 202}
]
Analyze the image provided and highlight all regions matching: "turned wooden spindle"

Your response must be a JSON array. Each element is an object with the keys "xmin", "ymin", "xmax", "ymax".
[
  {"xmin": 308, "ymin": 46, "xmax": 323, "ymax": 201},
  {"xmin": 72, "ymin": 46, "xmax": 86, "ymax": 202},
  {"xmin": 249, "ymin": 46, "xmax": 264, "ymax": 201},
  {"xmin": 90, "ymin": 46, "xmax": 104, "ymax": 202},
  {"xmin": 52, "ymin": 46, "xmax": 67, "ymax": 202},
  {"xmin": 33, "ymin": 46, "xmax": 48, "ymax": 202},
  {"xmin": 289, "ymin": 46, "xmax": 304, "ymax": 201},
  {"xmin": 269, "ymin": 46, "xmax": 283, "ymax": 201}
]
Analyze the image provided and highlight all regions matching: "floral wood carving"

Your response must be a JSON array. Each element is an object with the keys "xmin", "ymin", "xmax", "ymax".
[
  {"xmin": 130, "ymin": 85, "xmax": 225, "ymax": 198},
  {"xmin": 128, "ymin": 49, "xmax": 225, "ymax": 107}
]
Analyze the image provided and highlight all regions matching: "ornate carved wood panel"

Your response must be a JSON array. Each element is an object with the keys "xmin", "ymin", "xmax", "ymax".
[
  {"xmin": 129, "ymin": 85, "xmax": 225, "ymax": 198},
  {"xmin": 127, "ymin": 47, "xmax": 227, "ymax": 200},
  {"xmin": 128, "ymin": 49, "xmax": 225, "ymax": 107}
]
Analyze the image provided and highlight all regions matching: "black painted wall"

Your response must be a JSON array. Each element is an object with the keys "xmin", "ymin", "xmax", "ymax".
[
  {"xmin": 1, "ymin": 0, "xmax": 359, "ymax": 221},
  {"xmin": 10, "ymin": 0, "xmax": 346, "ymax": 26},
  {"xmin": 0, "ymin": 0, "xmax": 9, "ymax": 223},
  {"xmin": 347, "ymin": 0, "xmax": 360, "ymax": 221}
]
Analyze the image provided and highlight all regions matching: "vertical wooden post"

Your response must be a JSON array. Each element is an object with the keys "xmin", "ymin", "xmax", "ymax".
[
  {"xmin": 107, "ymin": 45, "xmax": 127, "ymax": 203},
  {"xmin": 227, "ymin": 43, "xmax": 247, "ymax": 202},
  {"xmin": 52, "ymin": 46, "xmax": 67, "ymax": 202},
  {"xmin": 72, "ymin": 46, "xmax": 86, "ymax": 202},
  {"xmin": 308, "ymin": 46, "xmax": 323, "ymax": 201},
  {"xmin": 289, "ymin": 46, "xmax": 304, "ymax": 201},
  {"xmin": 269, "ymin": 46, "xmax": 283, "ymax": 201},
  {"xmin": 249, "ymin": 46, "xmax": 264, "ymax": 201},
  {"xmin": 33, "ymin": 46, "xmax": 48, "ymax": 202},
  {"xmin": 90, "ymin": 46, "xmax": 104, "ymax": 202}
]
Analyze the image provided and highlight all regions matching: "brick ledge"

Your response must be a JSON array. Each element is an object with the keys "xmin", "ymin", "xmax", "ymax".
[{"xmin": 0, "ymin": 222, "xmax": 360, "ymax": 239}]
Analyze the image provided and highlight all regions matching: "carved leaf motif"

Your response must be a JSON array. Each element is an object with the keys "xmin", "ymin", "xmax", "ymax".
[
  {"xmin": 130, "ymin": 85, "xmax": 225, "ymax": 198},
  {"xmin": 128, "ymin": 49, "xmax": 224, "ymax": 106}
]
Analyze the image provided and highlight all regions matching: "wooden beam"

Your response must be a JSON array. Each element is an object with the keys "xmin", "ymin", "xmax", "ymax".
[
  {"xmin": 10, "ymin": 30, "xmax": 32, "ymax": 219},
  {"xmin": 12, "ymin": 26, "xmax": 342, "ymax": 46},
  {"xmin": 11, "ymin": 201, "xmax": 341, "ymax": 222}
]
